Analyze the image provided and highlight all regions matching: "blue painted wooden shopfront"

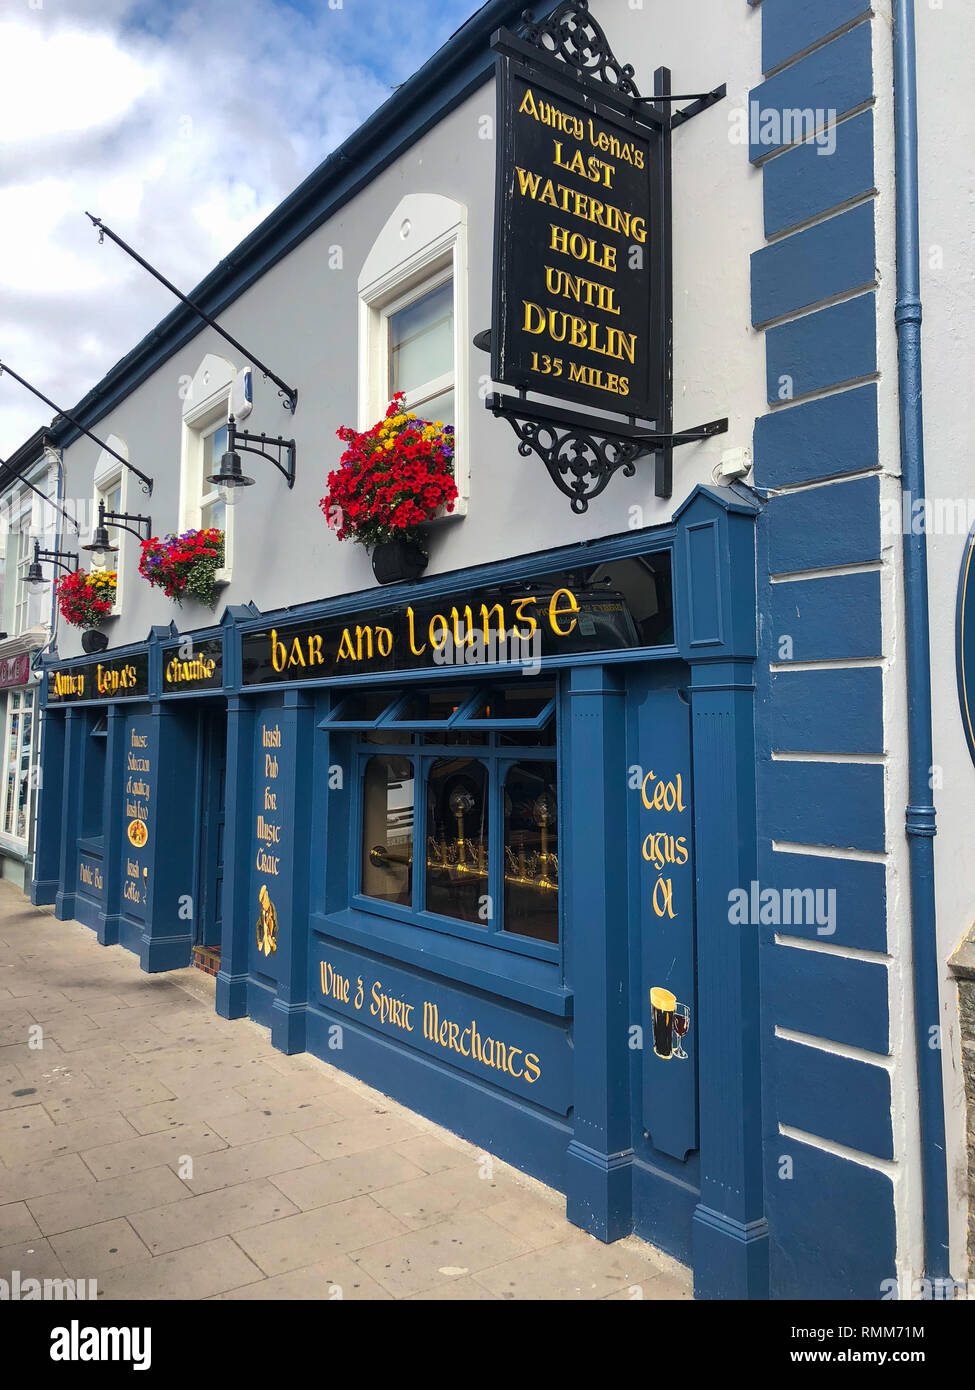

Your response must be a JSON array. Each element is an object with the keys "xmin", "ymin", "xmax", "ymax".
[{"xmin": 32, "ymin": 487, "xmax": 770, "ymax": 1298}]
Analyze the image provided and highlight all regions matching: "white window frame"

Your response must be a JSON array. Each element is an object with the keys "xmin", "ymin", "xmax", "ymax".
[
  {"xmin": 12, "ymin": 505, "xmax": 34, "ymax": 637},
  {"xmin": 358, "ymin": 194, "xmax": 469, "ymax": 516},
  {"xmin": 0, "ymin": 687, "xmax": 35, "ymax": 846},
  {"xmin": 92, "ymin": 436, "xmax": 129, "ymax": 617},
  {"xmin": 179, "ymin": 354, "xmax": 237, "ymax": 582}
]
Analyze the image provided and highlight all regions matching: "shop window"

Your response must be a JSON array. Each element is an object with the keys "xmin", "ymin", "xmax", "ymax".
[
  {"xmin": 426, "ymin": 757, "xmax": 488, "ymax": 925},
  {"xmin": 179, "ymin": 354, "xmax": 238, "ymax": 579},
  {"xmin": 343, "ymin": 682, "xmax": 558, "ymax": 950},
  {"xmin": 361, "ymin": 754, "xmax": 414, "ymax": 906},
  {"xmin": 503, "ymin": 761, "xmax": 558, "ymax": 945},
  {"xmin": 0, "ymin": 689, "xmax": 35, "ymax": 843},
  {"xmin": 358, "ymin": 193, "xmax": 469, "ymax": 511}
]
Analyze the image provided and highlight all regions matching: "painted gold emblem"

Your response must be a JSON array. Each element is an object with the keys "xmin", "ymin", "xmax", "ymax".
[
  {"xmin": 127, "ymin": 819, "xmax": 148, "ymax": 848},
  {"xmin": 256, "ymin": 884, "xmax": 278, "ymax": 957}
]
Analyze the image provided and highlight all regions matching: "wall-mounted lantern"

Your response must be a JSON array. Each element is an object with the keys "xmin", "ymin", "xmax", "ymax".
[
  {"xmin": 26, "ymin": 540, "xmax": 78, "ymax": 588},
  {"xmin": 209, "ymin": 415, "xmax": 296, "ymax": 492},
  {"xmin": 81, "ymin": 500, "xmax": 153, "ymax": 566}
]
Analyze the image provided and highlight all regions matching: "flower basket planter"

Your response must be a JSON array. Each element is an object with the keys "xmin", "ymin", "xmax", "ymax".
[
  {"xmin": 54, "ymin": 569, "xmax": 116, "ymax": 630},
  {"xmin": 139, "ymin": 529, "xmax": 225, "ymax": 607},
  {"xmin": 321, "ymin": 393, "xmax": 457, "ymax": 583},
  {"xmin": 371, "ymin": 538, "xmax": 429, "ymax": 586}
]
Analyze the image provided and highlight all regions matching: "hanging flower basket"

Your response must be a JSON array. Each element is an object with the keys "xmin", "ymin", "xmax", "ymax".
[
  {"xmin": 320, "ymin": 392, "xmax": 457, "ymax": 585},
  {"xmin": 54, "ymin": 569, "xmax": 117, "ymax": 629},
  {"xmin": 138, "ymin": 528, "xmax": 225, "ymax": 606}
]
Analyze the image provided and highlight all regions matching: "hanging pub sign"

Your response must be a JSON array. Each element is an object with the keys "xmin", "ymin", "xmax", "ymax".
[
  {"xmin": 47, "ymin": 652, "xmax": 149, "ymax": 703},
  {"xmin": 490, "ymin": 38, "xmax": 658, "ymax": 419},
  {"xmin": 483, "ymin": 2, "xmax": 727, "ymax": 510}
]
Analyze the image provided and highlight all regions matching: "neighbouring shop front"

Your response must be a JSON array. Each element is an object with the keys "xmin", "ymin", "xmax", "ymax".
[
  {"xmin": 0, "ymin": 641, "xmax": 44, "ymax": 890},
  {"xmin": 32, "ymin": 490, "xmax": 764, "ymax": 1298}
]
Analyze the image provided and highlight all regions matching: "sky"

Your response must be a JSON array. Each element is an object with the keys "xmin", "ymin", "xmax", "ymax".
[{"xmin": 0, "ymin": 0, "xmax": 480, "ymax": 458}]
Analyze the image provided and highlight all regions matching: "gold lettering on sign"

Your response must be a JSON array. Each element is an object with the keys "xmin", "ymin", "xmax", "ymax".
[
  {"xmin": 166, "ymin": 655, "xmax": 216, "ymax": 685},
  {"xmin": 255, "ymin": 724, "xmax": 284, "ymax": 877},
  {"xmin": 318, "ymin": 956, "xmax": 542, "ymax": 1084},
  {"xmin": 53, "ymin": 672, "xmax": 85, "ymax": 698},
  {"xmin": 508, "ymin": 82, "xmax": 649, "ymax": 405},
  {"xmin": 640, "ymin": 772, "xmax": 688, "ymax": 920}
]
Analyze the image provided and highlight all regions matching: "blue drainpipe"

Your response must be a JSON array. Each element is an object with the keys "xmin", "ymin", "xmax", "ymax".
[{"xmin": 892, "ymin": 0, "xmax": 950, "ymax": 1278}]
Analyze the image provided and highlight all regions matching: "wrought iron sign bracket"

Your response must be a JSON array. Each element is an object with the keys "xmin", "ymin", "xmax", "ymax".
[
  {"xmin": 228, "ymin": 416, "xmax": 296, "ymax": 489},
  {"xmin": 486, "ymin": 391, "xmax": 727, "ymax": 513},
  {"xmin": 634, "ymin": 85, "xmax": 727, "ymax": 129},
  {"xmin": 485, "ymin": 1, "xmax": 728, "ymax": 509}
]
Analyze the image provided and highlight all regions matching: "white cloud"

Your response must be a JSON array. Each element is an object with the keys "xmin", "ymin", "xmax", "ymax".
[{"xmin": 0, "ymin": 0, "xmax": 478, "ymax": 457}]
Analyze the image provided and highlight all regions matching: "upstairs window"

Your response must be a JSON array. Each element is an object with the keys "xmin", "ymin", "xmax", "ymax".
[
  {"xmin": 358, "ymin": 194, "xmax": 469, "ymax": 512},
  {"xmin": 387, "ymin": 277, "xmax": 455, "ymax": 426},
  {"xmin": 91, "ymin": 435, "xmax": 129, "ymax": 614},
  {"xmin": 179, "ymin": 354, "xmax": 239, "ymax": 579},
  {"xmin": 200, "ymin": 419, "xmax": 229, "ymax": 535}
]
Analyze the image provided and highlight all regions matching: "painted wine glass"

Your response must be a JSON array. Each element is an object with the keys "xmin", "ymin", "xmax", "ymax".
[{"xmin": 672, "ymin": 1003, "xmax": 690, "ymax": 1059}]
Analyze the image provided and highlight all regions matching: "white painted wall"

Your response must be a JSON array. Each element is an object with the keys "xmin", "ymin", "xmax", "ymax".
[{"xmin": 52, "ymin": 0, "xmax": 766, "ymax": 657}]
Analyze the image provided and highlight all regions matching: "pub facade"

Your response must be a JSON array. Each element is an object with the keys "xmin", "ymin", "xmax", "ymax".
[{"xmin": 22, "ymin": 0, "xmax": 975, "ymax": 1300}]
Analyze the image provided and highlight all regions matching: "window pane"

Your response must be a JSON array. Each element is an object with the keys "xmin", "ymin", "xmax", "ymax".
[
  {"xmin": 389, "ymin": 281, "xmax": 453, "ymax": 398},
  {"xmin": 203, "ymin": 424, "xmax": 228, "ymax": 491},
  {"xmin": 390, "ymin": 687, "xmax": 470, "ymax": 726},
  {"xmin": 103, "ymin": 483, "xmax": 122, "ymax": 537},
  {"xmin": 426, "ymin": 758, "xmax": 488, "ymax": 925},
  {"xmin": 201, "ymin": 496, "xmax": 226, "ymax": 534},
  {"xmin": 503, "ymin": 761, "xmax": 558, "ymax": 944},
  {"xmin": 328, "ymin": 690, "xmax": 399, "ymax": 726},
  {"xmin": 410, "ymin": 388, "xmax": 454, "ymax": 428},
  {"xmin": 15, "ymin": 702, "xmax": 31, "ymax": 838},
  {"xmin": 361, "ymin": 755, "xmax": 414, "ymax": 906},
  {"xmin": 4, "ymin": 712, "xmax": 20, "ymax": 837},
  {"xmin": 466, "ymin": 685, "xmax": 555, "ymax": 722}
]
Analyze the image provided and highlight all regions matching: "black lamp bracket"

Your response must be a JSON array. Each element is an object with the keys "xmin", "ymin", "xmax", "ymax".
[
  {"xmin": 486, "ymin": 392, "xmax": 728, "ymax": 514},
  {"xmin": 101, "ymin": 502, "xmax": 152, "ymax": 542},
  {"xmin": 35, "ymin": 541, "xmax": 79, "ymax": 576},
  {"xmin": 227, "ymin": 415, "xmax": 296, "ymax": 489}
]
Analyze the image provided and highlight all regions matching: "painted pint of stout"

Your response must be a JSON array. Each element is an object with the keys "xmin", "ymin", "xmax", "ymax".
[{"xmin": 650, "ymin": 986, "xmax": 676, "ymax": 1059}]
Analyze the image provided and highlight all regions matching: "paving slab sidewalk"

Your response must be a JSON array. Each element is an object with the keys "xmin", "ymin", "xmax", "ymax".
[{"xmin": 0, "ymin": 883, "xmax": 691, "ymax": 1301}]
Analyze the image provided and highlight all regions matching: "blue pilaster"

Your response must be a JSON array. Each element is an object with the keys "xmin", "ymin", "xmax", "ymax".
[
  {"xmin": 563, "ymin": 663, "xmax": 633, "ymax": 1241},
  {"xmin": 216, "ymin": 694, "xmax": 254, "ymax": 1019},
  {"xmin": 137, "ymin": 703, "xmax": 194, "ymax": 973},
  {"xmin": 96, "ymin": 707, "xmax": 126, "ymax": 946},
  {"xmin": 269, "ymin": 688, "xmax": 313, "ymax": 1055},
  {"xmin": 675, "ymin": 487, "xmax": 768, "ymax": 1300},
  {"xmin": 53, "ymin": 709, "xmax": 84, "ymax": 922}
]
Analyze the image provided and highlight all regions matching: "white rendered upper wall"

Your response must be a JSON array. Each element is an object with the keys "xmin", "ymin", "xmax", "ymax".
[{"xmin": 53, "ymin": 0, "xmax": 765, "ymax": 654}]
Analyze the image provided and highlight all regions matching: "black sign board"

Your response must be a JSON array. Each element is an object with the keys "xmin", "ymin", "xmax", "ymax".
[
  {"xmin": 491, "ymin": 38, "xmax": 662, "ymax": 421},
  {"xmin": 162, "ymin": 638, "xmax": 224, "ymax": 693},
  {"xmin": 47, "ymin": 652, "xmax": 150, "ymax": 704},
  {"xmin": 241, "ymin": 551, "xmax": 672, "ymax": 685}
]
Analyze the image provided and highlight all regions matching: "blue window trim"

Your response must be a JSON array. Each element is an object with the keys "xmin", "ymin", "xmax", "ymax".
[{"xmin": 340, "ymin": 687, "xmax": 562, "ymax": 972}]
